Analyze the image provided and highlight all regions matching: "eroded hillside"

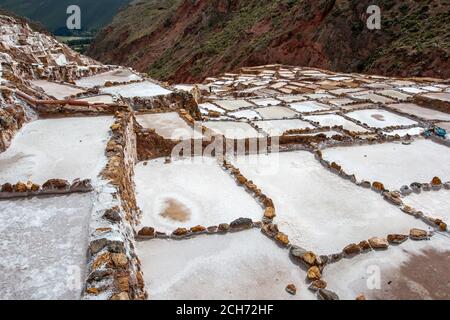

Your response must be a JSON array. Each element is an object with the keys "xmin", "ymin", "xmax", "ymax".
[{"xmin": 88, "ymin": 0, "xmax": 450, "ymax": 83}]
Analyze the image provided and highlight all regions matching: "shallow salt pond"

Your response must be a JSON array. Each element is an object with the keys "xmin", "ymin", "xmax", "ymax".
[
  {"xmin": 349, "ymin": 92, "xmax": 395, "ymax": 104},
  {"xmin": 323, "ymin": 233, "xmax": 450, "ymax": 300},
  {"xmin": 101, "ymin": 81, "xmax": 172, "ymax": 98},
  {"xmin": 230, "ymin": 151, "xmax": 428, "ymax": 255},
  {"xmin": 136, "ymin": 112, "xmax": 202, "ymax": 140},
  {"xmin": 228, "ymin": 109, "xmax": 262, "ymax": 120},
  {"xmin": 322, "ymin": 139, "xmax": 450, "ymax": 191},
  {"xmin": 290, "ymin": 101, "xmax": 333, "ymax": 113},
  {"xmin": 256, "ymin": 106, "xmax": 299, "ymax": 119},
  {"xmin": 276, "ymin": 95, "xmax": 307, "ymax": 103},
  {"xmin": 249, "ymin": 98, "xmax": 281, "ymax": 106},
  {"xmin": 137, "ymin": 229, "xmax": 315, "ymax": 300},
  {"xmin": 252, "ymin": 119, "xmax": 315, "ymax": 136},
  {"xmin": 386, "ymin": 103, "xmax": 450, "ymax": 122},
  {"xmin": 0, "ymin": 116, "xmax": 113, "ymax": 184},
  {"xmin": 203, "ymin": 121, "xmax": 263, "ymax": 139},
  {"xmin": 213, "ymin": 99, "xmax": 253, "ymax": 111},
  {"xmin": 421, "ymin": 92, "xmax": 450, "ymax": 102},
  {"xmin": 402, "ymin": 189, "xmax": 450, "ymax": 223},
  {"xmin": 31, "ymin": 80, "xmax": 85, "ymax": 99},
  {"xmin": 77, "ymin": 95, "xmax": 115, "ymax": 104},
  {"xmin": 304, "ymin": 114, "xmax": 369, "ymax": 132},
  {"xmin": 198, "ymin": 102, "xmax": 226, "ymax": 115},
  {"xmin": 377, "ymin": 90, "xmax": 411, "ymax": 101},
  {"xmin": 0, "ymin": 193, "xmax": 93, "ymax": 299},
  {"xmin": 346, "ymin": 109, "xmax": 418, "ymax": 129},
  {"xmin": 75, "ymin": 68, "xmax": 142, "ymax": 88},
  {"xmin": 383, "ymin": 127, "xmax": 424, "ymax": 137},
  {"xmin": 135, "ymin": 157, "xmax": 262, "ymax": 233}
]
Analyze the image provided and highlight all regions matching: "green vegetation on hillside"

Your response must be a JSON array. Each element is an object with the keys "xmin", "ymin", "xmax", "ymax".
[{"xmin": 88, "ymin": 0, "xmax": 450, "ymax": 81}]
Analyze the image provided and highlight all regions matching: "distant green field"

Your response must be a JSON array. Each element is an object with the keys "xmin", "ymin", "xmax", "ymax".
[
  {"xmin": 56, "ymin": 35, "xmax": 93, "ymax": 53},
  {"xmin": 56, "ymin": 36, "xmax": 92, "ymax": 42}
]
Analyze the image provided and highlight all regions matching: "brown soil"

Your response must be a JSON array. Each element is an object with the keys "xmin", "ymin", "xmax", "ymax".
[
  {"xmin": 159, "ymin": 198, "xmax": 191, "ymax": 222},
  {"xmin": 88, "ymin": 0, "xmax": 450, "ymax": 83},
  {"xmin": 371, "ymin": 248, "xmax": 450, "ymax": 300},
  {"xmin": 371, "ymin": 114, "xmax": 386, "ymax": 121}
]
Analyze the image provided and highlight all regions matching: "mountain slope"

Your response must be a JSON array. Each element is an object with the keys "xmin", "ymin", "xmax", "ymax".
[
  {"xmin": 0, "ymin": 0, "xmax": 132, "ymax": 34},
  {"xmin": 88, "ymin": 0, "xmax": 450, "ymax": 83}
]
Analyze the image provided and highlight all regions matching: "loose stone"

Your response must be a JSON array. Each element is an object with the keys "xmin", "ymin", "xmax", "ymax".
[
  {"xmin": 308, "ymin": 280, "xmax": 327, "ymax": 291},
  {"xmin": 285, "ymin": 284, "xmax": 296, "ymax": 295},
  {"xmin": 368, "ymin": 237, "xmax": 389, "ymax": 249},
  {"xmin": 387, "ymin": 234, "xmax": 408, "ymax": 244},
  {"xmin": 409, "ymin": 228, "xmax": 428, "ymax": 240},
  {"xmin": 230, "ymin": 217, "xmax": 253, "ymax": 230},
  {"xmin": 307, "ymin": 266, "xmax": 322, "ymax": 281},
  {"xmin": 318, "ymin": 289, "xmax": 339, "ymax": 300},
  {"xmin": 343, "ymin": 243, "xmax": 361, "ymax": 256},
  {"xmin": 274, "ymin": 232, "xmax": 289, "ymax": 246},
  {"xmin": 138, "ymin": 227, "xmax": 155, "ymax": 238}
]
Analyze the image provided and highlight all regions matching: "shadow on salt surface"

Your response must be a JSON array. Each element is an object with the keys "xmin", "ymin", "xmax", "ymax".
[
  {"xmin": 135, "ymin": 157, "xmax": 262, "ymax": 233},
  {"xmin": 0, "ymin": 193, "xmax": 93, "ymax": 300},
  {"xmin": 322, "ymin": 139, "xmax": 450, "ymax": 191},
  {"xmin": 323, "ymin": 233, "xmax": 450, "ymax": 300},
  {"xmin": 137, "ymin": 229, "xmax": 315, "ymax": 300},
  {"xmin": 0, "ymin": 116, "xmax": 113, "ymax": 185},
  {"xmin": 230, "ymin": 151, "xmax": 429, "ymax": 255}
]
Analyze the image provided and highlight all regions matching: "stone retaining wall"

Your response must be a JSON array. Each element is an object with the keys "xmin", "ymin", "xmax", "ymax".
[
  {"xmin": 83, "ymin": 111, "xmax": 146, "ymax": 300},
  {"xmin": 414, "ymin": 95, "xmax": 450, "ymax": 114},
  {"xmin": 128, "ymin": 90, "xmax": 201, "ymax": 120},
  {"xmin": 0, "ymin": 178, "xmax": 92, "ymax": 199}
]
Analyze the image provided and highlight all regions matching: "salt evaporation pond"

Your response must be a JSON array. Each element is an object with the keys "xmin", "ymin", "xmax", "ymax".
[
  {"xmin": 0, "ymin": 116, "xmax": 113, "ymax": 184},
  {"xmin": 402, "ymin": 189, "xmax": 450, "ymax": 223},
  {"xmin": 322, "ymin": 139, "xmax": 450, "ymax": 191},
  {"xmin": 346, "ymin": 109, "xmax": 418, "ymax": 129},
  {"xmin": 230, "ymin": 151, "xmax": 429, "ymax": 255},
  {"xmin": 0, "ymin": 193, "xmax": 93, "ymax": 300},
  {"xmin": 75, "ymin": 68, "xmax": 142, "ymax": 88},
  {"xmin": 323, "ymin": 234, "xmax": 450, "ymax": 300},
  {"xmin": 135, "ymin": 157, "xmax": 262, "ymax": 233},
  {"xmin": 137, "ymin": 230, "xmax": 315, "ymax": 300},
  {"xmin": 136, "ymin": 112, "xmax": 202, "ymax": 140},
  {"xmin": 101, "ymin": 81, "xmax": 172, "ymax": 98}
]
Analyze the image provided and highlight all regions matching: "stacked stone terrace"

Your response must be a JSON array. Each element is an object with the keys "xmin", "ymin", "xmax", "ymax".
[{"xmin": 1, "ymin": 15, "xmax": 450, "ymax": 300}]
